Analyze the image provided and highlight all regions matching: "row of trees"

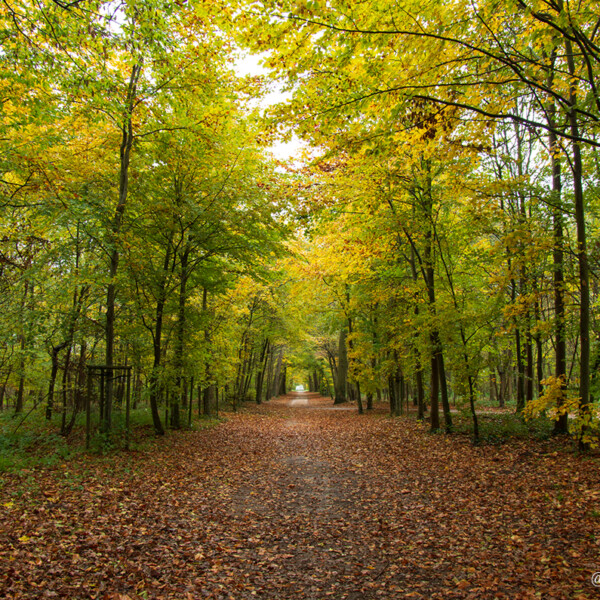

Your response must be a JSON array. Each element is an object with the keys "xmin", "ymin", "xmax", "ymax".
[
  {"xmin": 0, "ymin": 0, "xmax": 298, "ymax": 438},
  {"xmin": 5, "ymin": 0, "xmax": 600, "ymax": 449},
  {"xmin": 239, "ymin": 0, "xmax": 600, "ymax": 444}
]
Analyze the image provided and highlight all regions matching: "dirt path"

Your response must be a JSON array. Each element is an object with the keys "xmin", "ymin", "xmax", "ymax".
[{"xmin": 1, "ymin": 393, "xmax": 599, "ymax": 599}]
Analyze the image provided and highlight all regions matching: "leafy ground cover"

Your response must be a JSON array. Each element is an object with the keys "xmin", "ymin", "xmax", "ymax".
[{"xmin": 0, "ymin": 393, "xmax": 599, "ymax": 599}]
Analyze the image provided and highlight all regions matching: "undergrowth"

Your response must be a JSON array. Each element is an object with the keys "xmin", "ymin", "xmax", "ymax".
[
  {"xmin": 0, "ymin": 404, "xmax": 223, "ymax": 473},
  {"xmin": 452, "ymin": 412, "xmax": 555, "ymax": 444}
]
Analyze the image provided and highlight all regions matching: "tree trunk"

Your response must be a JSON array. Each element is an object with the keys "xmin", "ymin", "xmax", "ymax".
[
  {"xmin": 270, "ymin": 349, "xmax": 283, "ymax": 399},
  {"xmin": 334, "ymin": 329, "xmax": 348, "ymax": 404},
  {"xmin": 201, "ymin": 287, "xmax": 215, "ymax": 416},
  {"xmin": 172, "ymin": 246, "xmax": 191, "ymax": 430},
  {"xmin": 389, "ymin": 374, "xmax": 396, "ymax": 416},
  {"xmin": 279, "ymin": 365, "xmax": 287, "ymax": 395},
  {"xmin": 562, "ymin": 32, "xmax": 591, "ymax": 442},
  {"xmin": 147, "ymin": 243, "xmax": 171, "ymax": 436},
  {"xmin": 264, "ymin": 345, "xmax": 274, "ymax": 402},
  {"xmin": 255, "ymin": 339, "xmax": 269, "ymax": 404},
  {"xmin": 550, "ymin": 142, "xmax": 568, "ymax": 432},
  {"xmin": 243, "ymin": 347, "xmax": 256, "ymax": 401},
  {"xmin": 437, "ymin": 345, "xmax": 452, "ymax": 432},
  {"xmin": 60, "ymin": 345, "xmax": 72, "ymax": 435},
  {"xmin": 15, "ymin": 279, "xmax": 30, "ymax": 415},
  {"xmin": 346, "ymin": 313, "xmax": 363, "ymax": 415},
  {"xmin": 515, "ymin": 325, "xmax": 525, "ymax": 413},
  {"xmin": 367, "ymin": 353, "xmax": 377, "ymax": 410},
  {"xmin": 430, "ymin": 343, "xmax": 440, "ymax": 431},
  {"xmin": 416, "ymin": 364, "xmax": 425, "ymax": 420},
  {"xmin": 544, "ymin": 52, "xmax": 568, "ymax": 434},
  {"xmin": 105, "ymin": 64, "xmax": 141, "ymax": 434},
  {"xmin": 394, "ymin": 370, "xmax": 401, "ymax": 417},
  {"xmin": 0, "ymin": 366, "xmax": 12, "ymax": 411},
  {"xmin": 235, "ymin": 335, "xmax": 249, "ymax": 407},
  {"xmin": 424, "ymin": 223, "xmax": 440, "ymax": 430},
  {"xmin": 46, "ymin": 341, "xmax": 68, "ymax": 421}
]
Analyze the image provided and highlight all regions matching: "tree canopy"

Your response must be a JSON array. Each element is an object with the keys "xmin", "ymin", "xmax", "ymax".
[{"xmin": 1, "ymin": 0, "xmax": 600, "ymax": 450}]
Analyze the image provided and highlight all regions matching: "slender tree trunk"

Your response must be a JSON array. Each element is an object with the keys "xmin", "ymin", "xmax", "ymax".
[
  {"xmin": 394, "ymin": 369, "xmax": 401, "ymax": 417},
  {"xmin": 201, "ymin": 287, "xmax": 215, "ymax": 416},
  {"xmin": 15, "ymin": 279, "xmax": 31, "ymax": 415},
  {"xmin": 105, "ymin": 63, "xmax": 142, "ymax": 434},
  {"xmin": 416, "ymin": 364, "xmax": 425, "ymax": 420},
  {"xmin": 148, "ymin": 243, "xmax": 171, "ymax": 436},
  {"xmin": 549, "ymin": 120, "xmax": 568, "ymax": 433},
  {"xmin": 243, "ymin": 347, "xmax": 256, "ymax": 401},
  {"xmin": 346, "ymin": 310, "xmax": 363, "ymax": 414},
  {"xmin": 500, "ymin": 188, "xmax": 525, "ymax": 413},
  {"xmin": 530, "ymin": 278, "xmax": 544, "ymax": 396},
  {"xmin": 467, "ymin": 373, "xmax": 479, "ymax": 443},
  {"xmin": 279, "ymin": 365, "xmax": 287, "ymax": 396},
  {"xmin": 389, "ymin": 374, "xmax": 396, "ymax": 416},
  {"xmin": 430, "ymin": 342, "xmax": 440, "ymax": 431},
  {"xmin": 334, "ymin": 329, "xmax": 348, "ymax": 404},
  {"xmin": 235, "ymin": 335, "xmax": 249, "ymax": 407},
  {"xmin": 255, "ymin": 339, "xmax": 269, "ymax": 404},
  {"xmin": 515, "ymin": 326, "xmax": 525, "ymax": 412},
  {"xmin": 63, "ymin": 343, "xmax": 86, "ymax": 437},
  {"xmin": 270, "ymin": 349, "xmax": 283, "ymax": 399},
  {"xmin": 437, "ymin": 345, "xmax": 452, "ymax": 432},
  {"xmin": 515, "ymin": 126, "xmax": 535, "ymax": 410},
  {"xmin": 0, "ymin": 366, "xmax": 12, "ymax": 411},
  {"xmin": 327, "ymin": 352, "xmax": 337, "ymax": 400},
  {"xmin": 561, "ymin": 32, "xmax": 591, "ymax": 441},
  {"xmin": 264, "ymin": 345, "xmax": 274, "ymax": 402},
  {"xmin": 46, "ymin": 343, "xmax": 65, "ymax": 421},
  {"xmin": 540, "ymin": 48, "xmax": 568, "ymax": 433},
  {"xmin": 525, "ymin": 324, "xmax": 534, "ymax": 404},
  {"xmin": 172, "ymin": 246, "xmax": 191, "ymax": 430},
  {"xmin": 425, "ymin": 232, "xmax": 440, "ymax": 430},
  {"xmin": 367, "ymin": 353, "xmax": 376, "ymax": 410},
  {"xmin": 60, "ymin": 345, "xmax": 72, "ymax": 435}
]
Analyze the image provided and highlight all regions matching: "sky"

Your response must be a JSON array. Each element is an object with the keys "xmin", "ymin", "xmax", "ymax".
[{"xmin": 234, "ymin": 52, "xmax": 307, "ymax": 162}]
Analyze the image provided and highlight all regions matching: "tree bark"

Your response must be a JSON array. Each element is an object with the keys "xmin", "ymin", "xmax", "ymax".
[
  {"xmin": 172, "ymin": 245, "xmax": 191, "ymax": 430},
  {"xmin": 255, "ymin": 338, "xmax": 269, "ymax": 404},
  {"xmin": 547, "ymin": 104, "xmax": 568, "ymax": 433},
  {"xmin": 346, "ymin": 311, "xmax": 363, "ymax": 415},
  {"xmin": 147, "ymin": 243, "xmax": 171, "ymax": 436},
  {"xmin": 105, "ymin": 63, "xmax": 142, "ymax": 433},
  {"xmin": 334, "ymin": 329, "xmax": 348, "ymax": 404}
]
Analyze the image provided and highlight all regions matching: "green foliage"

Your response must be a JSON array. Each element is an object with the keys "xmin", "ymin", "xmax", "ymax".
[
  {"xmin": 452, "ymin": 412, "xmax": 554, "ymax": 445},
  {"xmin": 2, "ymin": 0, "xmax": 600, "ymax": 453},
  {"xmin": 0, "ymin": 409, "xmax": 75, "ymax": 472}
]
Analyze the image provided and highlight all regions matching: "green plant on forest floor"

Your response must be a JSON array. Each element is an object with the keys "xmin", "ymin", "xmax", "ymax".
[{"xmin": 450, "ymin": 412, "xmax": 555, "ymax": 444}]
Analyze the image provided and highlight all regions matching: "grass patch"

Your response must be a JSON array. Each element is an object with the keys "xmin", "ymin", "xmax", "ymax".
[
  {"xmin": 0, "ymin": 407, "xmax": 76, "ymax": 472},
  {"xmin": 0, "ymin": 404, "xmax": 224, "ymax": 472}
]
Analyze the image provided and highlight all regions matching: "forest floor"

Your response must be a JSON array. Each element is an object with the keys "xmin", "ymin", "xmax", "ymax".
[{"xmin": 1, "ymin": 393, "xmax": 599, "ymax": 599}]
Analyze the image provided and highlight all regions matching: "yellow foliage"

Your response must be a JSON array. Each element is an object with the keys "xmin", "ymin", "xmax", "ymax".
[
  {"xmin": 524, "ymin": 376, "xmax": 599, "ymax": 448},
  {"xmin": 523, "ymin": 376, "xmax": 573, "ymax": 422}
]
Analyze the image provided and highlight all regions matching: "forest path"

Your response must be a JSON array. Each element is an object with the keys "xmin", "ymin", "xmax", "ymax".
[{"xmin": 1, "ymin": 394, "xmax": 599, "ymax": 599}]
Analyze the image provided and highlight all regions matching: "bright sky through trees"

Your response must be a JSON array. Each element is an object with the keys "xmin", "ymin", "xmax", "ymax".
[{"xmin": 234, "ymin": 51, "xmax": 307, "ymax": 161}]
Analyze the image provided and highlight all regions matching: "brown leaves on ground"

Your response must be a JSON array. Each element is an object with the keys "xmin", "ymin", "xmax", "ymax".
[{"xmin": 1, "ymin": 394, "xmax": 599, "ymax": 599}]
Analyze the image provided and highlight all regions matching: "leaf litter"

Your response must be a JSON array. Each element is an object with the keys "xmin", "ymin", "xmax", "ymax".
[{"xmin": 1, "ymin": 393, "xmax": 599, "ymax": 599}]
